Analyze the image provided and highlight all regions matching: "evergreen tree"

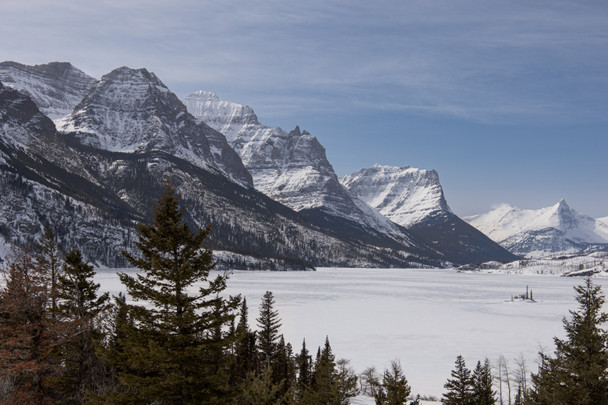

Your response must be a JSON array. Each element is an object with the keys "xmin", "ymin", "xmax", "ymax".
[
  {"xmin": 373, "ymin": 360, "xmax": 411, "ymax": 405},
  {"xmin": 55, "ymin": 249, "xmax": 110, "ymax": 403},
  {"xmin": 442, "ymin": 355, "xmax": 474, "ymax": 405},
  {"xmin": 257, "ymin": 291, "xmax": 282, "ymax": 367},
  {"xmin": 231, "ymin": 298, "xmax": 259, "ymax": 386},
  {"xmin": 107, "ymin": 180, "xmax": 241, "ymax": 404},
  {"xmin": 295, "ymin": 339, "xmax": 312, "ymax": 396},
  {"xmin": 302, "ymin": 337, "xmax": 339, "ymax": 404},
  {"xmin": 471, "ymin": 359, "xmax": 495, "ymax": 405},
  {"xmin": 35, "ymin": 226, "xmax": 62, "ymax": 318},
  {"xmin": 0, "ymin": 247, "xmax": 64, "ymax": 404},
  {"xmin": 237, "ymin": 367, "xmax": 287, "ymax": 405},
  {"xmin": 528, "ymin": 277, "xmax": 608, "ymax": 405},
  {"xmin": 272, "ymin": 335, "xmax": 296, "ymax": 396}
]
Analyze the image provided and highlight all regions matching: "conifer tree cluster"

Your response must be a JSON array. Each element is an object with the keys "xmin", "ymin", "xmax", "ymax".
[
  {"xmin": 442, "ymin": 355, "xmax": 495, "ymax": 405},
  {"xmin": 0, "ymin": 229, "xmax": 109, "ymax": 404},
  {"xmin": 0, "ymin": 181, "xmax": 359, "ymax": 404},
  {"xmin": 232, "ymin": 290, "xmax": 359, "ymax": 404}
]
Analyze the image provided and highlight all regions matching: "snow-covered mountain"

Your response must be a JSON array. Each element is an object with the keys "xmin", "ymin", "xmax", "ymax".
[
  {"xmin": 0, "ymin": 63, "xmax": 444, "ymax": 269},
  {"xmin": 340, "ymin": 164, "xmax": 516, "ymax": 264},
  {"xmin": 0, "ymin": 61, "xmax": 95, "ymax": 119},
  {"xmin": 56, "ymin": 67, "xmax": 252, "ymax": 187},
  {"xmin": 184, "ymin": 91, "xmax": 423, "ymax": 250},
  {"xmin": 340, "ymin": 164, "xmax": 451, "ymax": 227},
  {"xmin": 466, "ymin": 200, "xmax": 608, "ymax": 258}
]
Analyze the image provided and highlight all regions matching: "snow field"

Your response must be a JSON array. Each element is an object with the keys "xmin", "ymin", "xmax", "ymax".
[{"xmin": 93, "ymin": 268, "xmax": 608, "ymax": 400}]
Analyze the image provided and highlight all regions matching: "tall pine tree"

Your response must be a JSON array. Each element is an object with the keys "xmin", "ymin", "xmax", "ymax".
[
  {"xmin": 256, "ymin": 291, "xmax": 282, "ymax": 368},
  {"xmin": 442, "ymin": 355, "xmax": 474, "ymax": 405},
  {"xmin": 55, "ymin": 249, "xmax": 110, "ymax": 403},
  {"xmin": 107, "ymin": 180, "xmax": 240, "ymax": 404},
  {"xmin": 471, "ymin": 359, "xmax": 495, "ymax": 405},
  {"xmin": 528, "ymin": 277, "xmax": 608, "ymax": 405}
]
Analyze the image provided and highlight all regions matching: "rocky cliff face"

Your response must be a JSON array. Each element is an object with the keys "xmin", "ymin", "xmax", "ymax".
[
  {"xmin": 341, "ymin": 164, "xmax": 517, "ymax": 264},
  {"xmin": 0, "ymin": 61, "xmax": 96, "ymax": 119},
  {"xmin": 0, "ymin": 67, "xmax": 440, "ymax": 269},
  {"xmin": 466, "ymin": 200, "xmax": 608, "ymax": 258},
  {"xmin": 340, "ymin": 164, "xmax": 451, "ymax": 227},
  {"xmin": 183, "ymin": 91, "xmax": 420, "ymax": 251},
  {"xmin": 56, "ymin": 67, "xmax": 253, "ymax": 187}
]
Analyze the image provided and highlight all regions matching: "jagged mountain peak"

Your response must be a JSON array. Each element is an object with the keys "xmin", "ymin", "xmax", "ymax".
[
  {"xmin": 57, "ymin": 65, "xmax": 188, "ymax": 152},
  {"xmin": 466, "ymin": 201, "xmax": 608, "ymax": 258},
  {"xmin": 56, "ymin": 67, "xmax": 253, "ymax": 187},
  {"xmin": 0, "ymin": 61, "xmax": 96, "ymax": 119}
]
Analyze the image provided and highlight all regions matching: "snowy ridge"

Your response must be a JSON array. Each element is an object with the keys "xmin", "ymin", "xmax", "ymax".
[
  {"xmin": 460, "ymin": 252, "xmax": 608, "ymax": 277},
  {"xmin": 184, "ymin": 91, "xmax": 408, "ymax": 238},
  {"xmin": 184, "ymin": 90, "xmax": 259, "ymax": 144},
  {"xmin": 340, "ymin": 164, "xmax": 451, "ymax": 227},
  {"xmin": 56, "ymin": 67, "xmax": 252, "ymax": 187},
  {"xmin": 466, "ymin": 200, "xmax": 608, "ymax": 258},
  {"xmin": 0, "ymin": 81, "xmax": 57, "ymax": 150},
  {"xmin": 0, "ymin": 61, "xmax": 95, "ymax": 119}
]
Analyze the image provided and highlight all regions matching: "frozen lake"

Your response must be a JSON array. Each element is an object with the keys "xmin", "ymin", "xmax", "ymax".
[{"xmin": 94, "ymin": 267, "xmax": 608, "ymax": 399}]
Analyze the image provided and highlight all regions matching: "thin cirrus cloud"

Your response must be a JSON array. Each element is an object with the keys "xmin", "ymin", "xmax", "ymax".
[{"xmin": 2, "ymin": 0, "xmax": 606, "ymax": 126}]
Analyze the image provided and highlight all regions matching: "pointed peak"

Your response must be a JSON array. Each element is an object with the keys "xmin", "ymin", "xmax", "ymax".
[
  {"xmin": 553, "ymin": 198, "xmax": 570, "ymax": 211},
  {"xmin": 290, "ymin": 125, "xmax": 302, "ymax": 136}
]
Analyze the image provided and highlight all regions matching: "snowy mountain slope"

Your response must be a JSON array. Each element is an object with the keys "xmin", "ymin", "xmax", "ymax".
[
  {"xmin": 0, "ymin": 61, "xmax": 95, "ymax": 119},
  {"xmin": 340, "ymin": 164, "xmax": 451, "ymax": 227},
  {"xmin": 466, "ymin": 200, "xmax": 608, "ymax": 258},
  {"xmin": 340, "ymin": 164, "xmax": 516, "ymax": 264},
  {"xmin": 183, "ymin": 91, "xmax": 426, "ymax": 252},
  {"xmin": 56, "ymin": 67, "xmax": 252, "ymax": 187},
  {"xmin": 0, "ymin": 76, "xmax": 439, "ymax": 269}
]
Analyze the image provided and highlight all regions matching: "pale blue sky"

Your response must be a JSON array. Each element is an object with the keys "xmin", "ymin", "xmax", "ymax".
[{"xmin": 1, "ymin": 0, "xmax": 607, "ymax": 217}]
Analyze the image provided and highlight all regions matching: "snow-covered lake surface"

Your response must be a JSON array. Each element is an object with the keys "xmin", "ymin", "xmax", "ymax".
[{"xmin": 94, "ymin": 267, "xmax": 608, "ymax": 400}]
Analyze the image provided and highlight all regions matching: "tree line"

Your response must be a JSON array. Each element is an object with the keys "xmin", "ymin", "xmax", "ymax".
[{"xmin": 1, "ymin": 181, "xmax": 608, "ymax": 404}]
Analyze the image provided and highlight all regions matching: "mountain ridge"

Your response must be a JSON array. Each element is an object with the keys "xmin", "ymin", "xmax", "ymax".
[{"xmin": 466, "ymin": 200, "xmax": 608, "ymax": 258}]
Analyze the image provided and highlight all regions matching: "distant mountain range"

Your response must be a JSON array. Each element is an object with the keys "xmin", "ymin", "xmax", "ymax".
[
  {"xmin": 0, "ymin": 60, "xmax": 561, "ymax": 268},
  {"xmin": 465, "ymin": 200, "xmax": 608, "ymax": 258}
]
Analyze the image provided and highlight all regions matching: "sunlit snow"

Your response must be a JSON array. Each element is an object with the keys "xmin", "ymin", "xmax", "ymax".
[{"xmin": 94, "ymin": 267, "xmax": 607, "ymax": 401}]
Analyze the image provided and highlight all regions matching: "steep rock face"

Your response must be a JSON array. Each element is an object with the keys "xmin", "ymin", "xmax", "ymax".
[
  {"xmin": 56, "ymin": 67, "xmax": 252, "ymax": 187},
  {"xmin": 0, "ymin": 82, "xmax": 137, "ymax": 266},
  {"xmin": 0, "ymin": 61, "xmax": 96, "ymax": 119},
  {"xmin": 183, "ymin": 91, "xmax": 416, "ymax": 247},
  {"xmin": 340, "ymin": 164, "xmax": 450, "ymax": 227},
  {"xmin": 0, "ymin": 78, "xmax": 438, "ymax": 269},
  {"xmin": 466, "ymin": 200, "xmax": 608, "ymax": 258},
  {"xmin": 341, "ymin": 164, "xmax": 517, "ymax": 264}
]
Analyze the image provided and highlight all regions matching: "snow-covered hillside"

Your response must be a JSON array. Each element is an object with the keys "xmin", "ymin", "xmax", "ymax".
[
  {"xmin": 459, "ymin": 251, "xmax": 608, "ymax": 277},
  {"xmin": 466, "ymin": 200, "xmax": 608, "ymax": 258},
  {"xmin": 0, "ymin": 61, "xmax": 95, "ymax": 119}
]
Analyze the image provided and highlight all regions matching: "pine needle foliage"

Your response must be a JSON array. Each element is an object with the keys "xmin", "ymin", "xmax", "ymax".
[
  {"xmin": 527, "ymin": 277, "xmax": 608, "ymax": 405},
  {"xmin": 109, "ymin": 180, "xmax": 240, "ymax": 404},
  {"xmin": 442, "ymin": 355, "xmax": 474, "ymax": 405}
]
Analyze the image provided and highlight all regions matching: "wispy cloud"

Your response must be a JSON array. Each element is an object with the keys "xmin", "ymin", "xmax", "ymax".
[{"xmin": 1, "ymin": 0, "xmax": 607, "ymax": 124}]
